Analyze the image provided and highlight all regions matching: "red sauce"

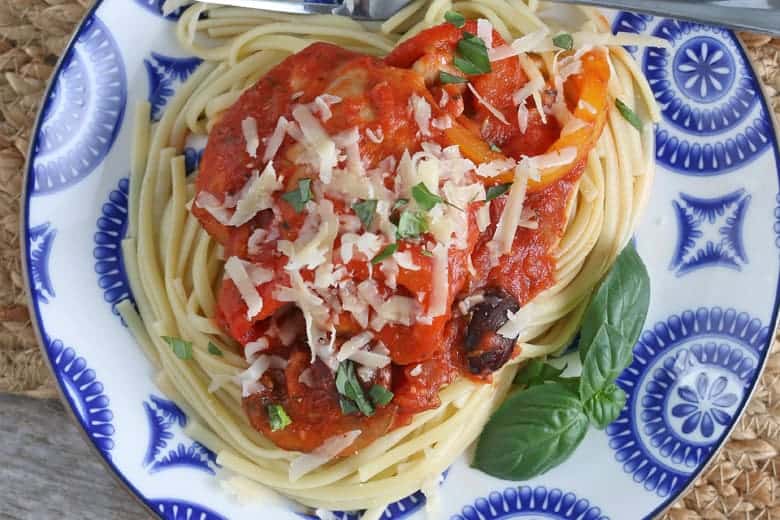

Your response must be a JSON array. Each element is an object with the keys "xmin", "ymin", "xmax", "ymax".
[{"xmin": 194, "ymin": 23, "xmax": 604, "ymax": 453}]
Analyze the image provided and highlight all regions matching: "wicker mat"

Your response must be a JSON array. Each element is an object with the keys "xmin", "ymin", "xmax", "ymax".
[{"xmin": 0, "ymin": 1, "xmax": 778, "ymax": 517}]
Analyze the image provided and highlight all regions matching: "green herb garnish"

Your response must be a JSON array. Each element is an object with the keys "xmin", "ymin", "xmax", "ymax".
[
  {"xmin": 207, "ymin": 341, "xmax": 223, "ymax": 356},
  {"xmin": 267, "ymin": 404, "xmax": 292, "ymax": 431},
  {"xmin": 162, "ymin": 336, "xmax": 193, "ymax": 360},
  {"xmin": 369, "ymin": 385, "xmax": 394, "ymax": 407},
  {"xmin": 473, "ymin": 242, "xmax": 650, "ymax": 480},
  {"xmin": 392, "ymin": 198, "xmax": 409, "ymax": 211},
  {"xmin": 411, "ymin": 182, "xmax": 443, "ymax": 211},
  {"xmin": 281, "ymin": 178, "xmax": 312, "ymax": 213},
  {"xmin": 455, "ymin": 33, "xmax": 491, "ymax": 75},
  {"xmin": 439, "ymin": 71, "xmax": 468, "ymax": 84},
  {"xmin": 420, "ymin": 248, "xmax": 434, "ymax": 257},
  {"xmin": 444, "ymin": 10, "xmax": 466, "ymax": 28},
  {"xmin": 489, "ymin": 142, "xmax": 502, "ymax": 153},
  {"xmin": 553, "ymin": 33, "xmax": 574, "ymax": 50},
  {"xmin": 396, "ymin": 210, "xmax": 429, "ymax": 239},
  {"xmin": 371, "ymin": 243, "xmax": 398, "ymax": 265},
  {"xmin": 615, "ymin": 98, "xmax": 643, "ymax": 131},
  {"xmin": 485, "ymin": 183, "xmax": 512, "ymax": 201},
  {"xmin": 352, "ymin": 199, "xmax": 377, "ymax": 228},
  {"xmin": 336, "ymin": 360, "xmax": 374, "ymax": 416}
]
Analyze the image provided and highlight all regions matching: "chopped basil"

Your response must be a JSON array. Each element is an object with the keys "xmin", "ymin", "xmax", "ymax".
[
  {"xmin": 281, "ymin": 178, "xmax": 312, "ymax": 213},
  {"xmin": 485, "ymin": 183, "xmax": 513, "ymax": 201},
  {"xmin": 412, "ymin": 182, "xmax": 443, "ymax": 211},
  {"xmin": 207, "ymin": 341, "xmax": 223, "ymax": 356},
  {"xmin": 553, "ymin": 33, "xmax": 574, "ymax": 50},
  {"xmin": 162, "ymin": 336, "xmax": 193, "ymax": 360},
  {"xmin": 339, "ymin": 395, "xmax": 359, "ymax": 415},
  {"xmin": 396, "ymin": 210, "xmax": 429, "ymax": 239},
  {"xmin": 489, "ymin": 142, "xmax": 502, "ymax": 153},
  {"xmin": 455, "ymin": 33, "xmax": 491, "ymax": 75},
  {"xmin": 444, "ymin": 10, "xmax": 466, "ymax": 28},
  {"xmin": 392, "ymin": 198, "xmax": 409, "ymax": 211},
  {"xmin": 420, "ymin": 248, "xmax": 434, "ymax": 257},
  {"xmin": 336, "ymin": 360, "xmax": 374, "ymax": 416},
  {"xmin": 439, "ymin": 71, "xmax": 468, "ymax": 84},
  {"xmin": 615, "ymin": 98, "xmax": 643, "ymax": 131},
  {"xmin": 267, "ymin": 404, "xmax": 292, "ymax": 431},
  {"xmin": 352, "ymin": 199, "xmax": 377, "ymax": 228},
  {"xmin": 371, "ymin": 243, "xmax": 398, "ymax": 265},
  {"xmin": 369, "ymin": 385, "xmax": 394, "ymax": 407}
]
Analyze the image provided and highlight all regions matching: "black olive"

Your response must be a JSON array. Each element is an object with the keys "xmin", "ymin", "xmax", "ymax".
[{"xmin": 464, "ymin": 289, "xmax": 520, "ymax": 375}]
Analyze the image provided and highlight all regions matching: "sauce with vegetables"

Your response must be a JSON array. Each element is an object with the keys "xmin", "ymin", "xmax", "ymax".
[{"xmin": 192, "ymin": 20, "xmax": 609, "ymax": 452}]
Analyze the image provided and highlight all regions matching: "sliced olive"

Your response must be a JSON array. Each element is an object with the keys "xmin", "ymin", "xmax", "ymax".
[{"xmin": 464, "ymin": 289, "xmax": 520, "ymax": 375}]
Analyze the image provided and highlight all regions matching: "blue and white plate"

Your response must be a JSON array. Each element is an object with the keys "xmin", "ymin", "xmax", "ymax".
[{"xmin": 21, "ymin": 3, "xmax": 780, "ymax": 519}]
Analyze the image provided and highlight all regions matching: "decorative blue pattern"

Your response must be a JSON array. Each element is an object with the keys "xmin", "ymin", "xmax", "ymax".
[
  {"xmin": 31, "ymin": 14, "xmax": 126, "ymax": 194},
  {"xmin": 451, "ymin": 486, "xmax": 608, "ymax": 520},
  {"xmin": 606, "ymin": 307, "xmax": 769, "ymax": 497},
  {"xmin": 145, "ymin": 52, "xmax": 202, "ymax": 121},
  {"xmin": 28, "ymin": 222, "xmax": 56, "ymax": 304},
  {"xmin": 48, "ymin": 338, "xmax": 114, "ymax": 455},
  {"xmin": 612, "ymin": 13, "xmax": 772, "ymax": 175},
  {"xmin": 670, "ymin": 189, "xmax": 750, "ymax": 275},
  {"xmin": 133, "ymin": 0, "xmax": 190, "ymax": 19},
  {"xmin": 148, "ymin": 499, "xmax": 228, "ymax": 520},
  {"xmin": 94, "ymin": 177, "xmax": 134, "ymax": 314},
  {"xmin": 143, "ymin": 395, "xmax": 217, "ymax": 475}
]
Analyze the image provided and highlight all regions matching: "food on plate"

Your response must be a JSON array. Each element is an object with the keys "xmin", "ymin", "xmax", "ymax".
[{"xmin": 119, "ymin": 1, "xmax": 663, "ymax": 518}]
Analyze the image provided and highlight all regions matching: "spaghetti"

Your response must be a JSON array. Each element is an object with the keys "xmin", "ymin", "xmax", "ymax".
[{"xmin": 119, "ymin": 1, "xmax": 661, "ymax": 518}]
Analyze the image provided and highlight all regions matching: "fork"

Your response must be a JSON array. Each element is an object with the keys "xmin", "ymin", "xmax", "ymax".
[{"xmin": 200, "ymin": 0, "xmax": 780, "ymax": 34}]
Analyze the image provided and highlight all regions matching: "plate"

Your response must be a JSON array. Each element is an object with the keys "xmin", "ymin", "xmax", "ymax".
[{"xmin": 21, "ymin": 2, "xmax": 780, "ymax": 519}]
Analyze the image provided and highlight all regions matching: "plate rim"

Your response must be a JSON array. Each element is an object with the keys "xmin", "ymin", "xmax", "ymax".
[{"xmin": 17, "ymin": 3, "xmax": 780, "ymax": 519}]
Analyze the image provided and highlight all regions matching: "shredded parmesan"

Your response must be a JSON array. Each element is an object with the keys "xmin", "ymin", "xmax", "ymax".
[
  {"xmin": 289, "ymin": 430, "xmax": 362, "ymax": 482},
  {"xmin": 224, "ymin": 256, "xmax": 264, "ymax": 319},
  {"xmin": 477, "ymin": 19, "xmax": 493, "ymax": 49},
  {"xmin": 366, "ymin": 127, "xmax": 384, "ymax": 144},
  {"xmin": 467, "ymin": 83, "xmax": 509, "ymax": 125},
  {"xmin": 263, "ymin": 116, "xmax": 289, "ymax": 164},
  {"xmin": 528, "ymin": 147, "xmax": 577, "ymax": 170},
  {"xmin": 428, "ymin": 243, "xmax": 448, "ymax": 318},
  {"xmin": 409, "ymin": 364, "xmax": 423, "ymax": 377},
  {"xmin": 490, "ymin": 161, "xmax": 530, "ymax": 258},
  {"xmin": 336, "ymin": 331, "xmax": 373, "ymax": 362},
  {"xmin": 394, "ymin": 250, "xmax": 420, "ymax": 271},
  {"xmin": 410, "ymin": 94, "xmax": 432, "ymax": 136},
  {"xmin": 241, "ymin": 117, "xmax": 259, "ymax": 158},
  {"xmin": 476, "ymin": 158, "xmax": 516, "ymax": 178},
  {"xmin": 292, "ymin": 104, "xmax": 338, "ymax": 183},
  {"xmin": 244, "ymin": 338, "xmax": 269, "ymax": 361},
  {"xmin": 228, "ymin": 162, "xmax": 282, "ymax": 227}
]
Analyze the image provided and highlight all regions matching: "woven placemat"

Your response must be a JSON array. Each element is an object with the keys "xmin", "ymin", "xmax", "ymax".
[{"xmin": 0, "ymin": 1, "xmax": 778, "ymax": 517}]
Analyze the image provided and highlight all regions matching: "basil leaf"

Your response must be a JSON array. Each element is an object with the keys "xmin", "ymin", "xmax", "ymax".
[
  {"xmin": 456, "ymin": 34, "xmax": 491, "ymax": 75},
  {"xmin": 336, "ymin": 361, "xmax": 374, "ymax": 416},
  {"xmin": 485, "ymin": 183, "xmax": 512, "ymax": 201},
  {"xmin": 553, "ymin": 33, "xmax": 574, "ymax": 50},
  {"xmin": 162, "ymin": 336, "xmax": 193, "ymax": 360},
  {"xmin": 369, "ymin": 385, "xmax": 394, "ymax": 407},
  {"xmin": 267, "ymin": 404, "xmax": 292, "ymax": 431},
  {"xmin": 339, "ymin": 395, "xmax": 359, "ymax": 415},
  {"xmin": 578, "ymin": 322, "xmax": 633, "ymax": 403},
  {"xmin": 454, "ymin": 56, "xmax": 483, "ymax": 75},
  {"xmin": 514, "ymin": 359, "xmax": 567, "ymax": 388},
  {"xmin": 444, "ymin": 10, "xmax": 466, "ymax": 28},
  {"xmin": 615, "ymin": 98, "xmax": 643, "ymax": 131},
  {"xmin": 371, "ymin": 243, "xmax": 398, "ymax": 265},
  {"xmin": 396, "ymin": 210, "xmax": 428, "ymax": 239},
  {"xmin": 489, "ymin": 142, "xmax": 502, "ymax": 153},
  {"xmin": 281, "ymin": 178, "xmax": 312, "ymax": 213},
  {"xmin": 584, "ymin": 383, "xmax": 626, "ymax": 429},
  {"xmin": 439, "ymin": 71, "xmax": 467, "ymax": 84},
  {"xmin": 207, "ymin": 341, "xmax": 223, "ymax": 356},
  {"xmin": 420, "ymin": 248, "xmax": 433, "ymax": 257},
  {"xmin": 412, "ymin": 182, "xmax": 443, "ymax": 211},
  {"xmin": 579, "ymin": 242, "xmax": 650, "ymax": 364},
  {"xmin": 392, "ymin": 198, "xmax": 409, "ymax": 211},
  {"xmin": 352, "ymin": 199, "xmax": 377, "ymax": 228},
  {"xmin": 473, "ymin": 383, "xmax": 589, "ymax": 480}
]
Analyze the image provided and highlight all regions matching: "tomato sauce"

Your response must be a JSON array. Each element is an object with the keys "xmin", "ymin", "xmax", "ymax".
[{"xmin": 194, "ymin": 23, "xmax": 606, "ymax": 452}]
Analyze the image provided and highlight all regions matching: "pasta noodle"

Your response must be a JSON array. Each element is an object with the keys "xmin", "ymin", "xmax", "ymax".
[{"xmin": 120, "ymin": 1, "xmax": 658, "ymax": 517}]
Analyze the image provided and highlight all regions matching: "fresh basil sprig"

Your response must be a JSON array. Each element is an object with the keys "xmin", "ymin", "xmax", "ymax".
[
  {"xmin": 282, "ymin": 178, "xmax": 312, "ymax": 213},
  {"xmin": 473, "ymin": 242, "xmax": 650, "ymax": 480},
  {"xmin": 455, "ymin": 33, "xmax": 491, "ymax": 75},
  {"xmin": 336, "ymin": 360, "xmax": 375, "ymax": 416}
]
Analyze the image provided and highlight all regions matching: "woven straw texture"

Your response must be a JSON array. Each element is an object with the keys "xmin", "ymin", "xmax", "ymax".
[{"xmin": 0, "ymin": 1, "xmax": 778, "ymax": 517}]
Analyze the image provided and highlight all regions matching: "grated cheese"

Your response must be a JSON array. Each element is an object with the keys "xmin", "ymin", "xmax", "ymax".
[
  {"xmin": 336, "ymin": 331, "xmax": 373, "ymax": 362},
  {"xmin": 224, "ymin": 256, "xmax": 264, "ymax": 319},
  {"xmin": 409, "ymin": 364, "xmax": 423, "ymax": 377},
  {"xmin": 292, "ymin": 104, "xmax": 338, "ymax": 184},
  {"xmin": 410, "ymin": 94, "xmax": 432, "ymax": 136},
  {"xmin": 477, "ymin": 19, "xmax": 494, "ymax": 49},
  {"xmin": 431, "ymin": 115, "xmax": 452, "ymax": 130},
  {"xmin": 238, "ymin": 354, "xmax": 288, "ymax": 397},
  {"xmin": 289, "ymin": 430, "xmax": 362, "ymax": 482},
  {"xmin": 528, "ymin": 147, "xmax": 577, "ymax": 169},
  {"xmin": 263, "ymin": 116, "xmax": 289, "ymax": 164},
  {"xmin": 394, "ymin": 250, "xmax": 420, "ymax": 271},
  {"xmin": 428, "ymin": 243, "xmax": 448, "ymax": 318},
  {"xmin": 279, "ymin": 199, "xmax": 339, "ymax": 271},
  {"xmin": 241, "ymin": 117, "xmax": 259, "ymax": 158},
  {"xmin": 313, "ymin": 94, "xmax": 342, "ymax": 122},
  {"xmin": 245, "ymin": 337, "xmax": 269, "ymax": 361},
  {"xmin": 228, "ymin": 161, "xmax": 283, "ymax": 227},
  {"xmin": 195, "ymin": 191, "xmax": 234, "ymax": 225},
  {"xmin": 467, "ymin": 83, "xmax": 509, "ymax": 125},
  {"xmin": 476, "ymin": 158, "xmax": 516, "ymax": 178},
  {"xmin": 366, "ymin": 127, "xmax": 384, "ymax": 144},
  {"xmin": 490, "ymin": 161, "xmax": 530, "ymax": 258}
]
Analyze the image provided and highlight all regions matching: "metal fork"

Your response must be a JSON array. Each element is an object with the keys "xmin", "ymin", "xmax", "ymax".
[{"xmin": 201, "ymin": 0, "xmax": 780, "ymax": 34}]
